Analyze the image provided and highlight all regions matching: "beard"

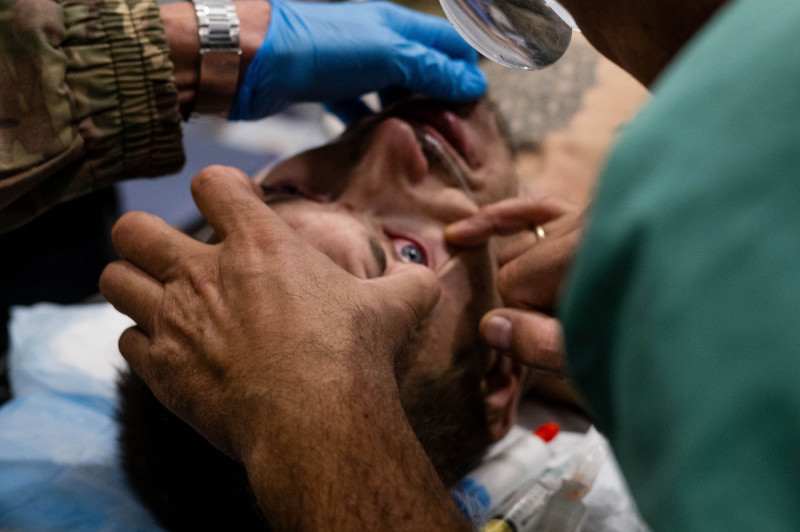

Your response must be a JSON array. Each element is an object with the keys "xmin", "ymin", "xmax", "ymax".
[
  {"xmin": 400, "ymin": 357, "xmax": 494, "ymax": 487},
  {"xmin": 117, "ymin": 344, "xmax": 493, "ymax": 531}
]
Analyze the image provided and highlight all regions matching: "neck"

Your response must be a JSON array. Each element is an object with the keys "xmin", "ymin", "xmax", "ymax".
[{"xmin": 559, "ymin": 0, "xmax": 729, "ymax": 86}]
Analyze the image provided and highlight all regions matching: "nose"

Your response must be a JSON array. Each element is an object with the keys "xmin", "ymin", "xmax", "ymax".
[
  {"xmin": 337, "ymin": 118, "xmax": 477, "ymax": 223},
  {"xmin": 337, "ymin": 118, "xmax": 428, "ymax": 212}
]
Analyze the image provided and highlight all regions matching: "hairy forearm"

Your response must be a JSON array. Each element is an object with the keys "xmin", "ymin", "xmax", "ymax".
[
  {"xmin": 242, "ymin": 374, "xmax": 471, "ymax": 531},
  {"xmin": 159, "ymin": 1, "xmax": 270, "ymax": 117}
]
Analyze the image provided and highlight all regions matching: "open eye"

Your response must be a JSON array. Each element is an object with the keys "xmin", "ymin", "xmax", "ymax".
[{"xmin": 392, "ymin": 237, "xmax": 428, "ymax": 266}]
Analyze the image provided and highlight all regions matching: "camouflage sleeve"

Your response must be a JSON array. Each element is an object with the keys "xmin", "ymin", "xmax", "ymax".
[{"xmin": 0, "ymin": 0, "xmax": 185, "ymax": 232}]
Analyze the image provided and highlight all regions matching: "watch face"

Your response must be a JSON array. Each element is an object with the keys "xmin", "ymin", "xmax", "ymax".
[{"xmin": 194, "ymin": 0, "xmax": 240, "ymax": 49}]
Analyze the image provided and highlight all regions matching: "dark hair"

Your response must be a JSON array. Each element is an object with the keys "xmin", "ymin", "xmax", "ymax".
[
  {"xmin": 116, "ymin": 346, "xmax": 493, "ymax": 531},
  {"xmin": 117, "ymin": 370, "xmax": 270, "ymax": 531}
]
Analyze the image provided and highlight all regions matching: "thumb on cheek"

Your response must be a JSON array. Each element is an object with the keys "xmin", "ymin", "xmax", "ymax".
[
  {"xmin": 480, "ymin": 309, "xmax": 565, "ymax": 374},
  {"xmin": 372, "ymin": 262, "xmax": 441, "ymax": 326}
]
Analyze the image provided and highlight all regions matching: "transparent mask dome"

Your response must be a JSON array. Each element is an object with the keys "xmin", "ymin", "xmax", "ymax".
[{"xmin": 439, "ymin": 0, "xmax": 578, "ymax": 70}]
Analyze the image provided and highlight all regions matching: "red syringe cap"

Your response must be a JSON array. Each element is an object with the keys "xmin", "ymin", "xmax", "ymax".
[{"xmin": 534, "ymin": 422, "xmax": 560, "ymax": 442}]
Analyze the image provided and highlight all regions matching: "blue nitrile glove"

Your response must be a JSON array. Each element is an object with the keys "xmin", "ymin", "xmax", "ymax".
[{"xmin": 229, "ymin": 0, "xmax": 487, "ymax": 121}]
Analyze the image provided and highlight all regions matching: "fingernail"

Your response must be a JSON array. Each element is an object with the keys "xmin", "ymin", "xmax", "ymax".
[{"xmin": 484, "ymin": 316, "xmax": 512, "ymax": 351}]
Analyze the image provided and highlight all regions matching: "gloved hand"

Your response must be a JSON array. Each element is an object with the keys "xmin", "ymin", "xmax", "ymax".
[{"xmin": 229, "ymin": 0, "xmax": 487, "ymax": 121}]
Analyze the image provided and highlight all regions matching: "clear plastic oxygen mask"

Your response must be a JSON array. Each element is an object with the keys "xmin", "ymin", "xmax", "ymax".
[{"xmin": 439, "ymin": 0, "xmax": 579, "ymax": 70}]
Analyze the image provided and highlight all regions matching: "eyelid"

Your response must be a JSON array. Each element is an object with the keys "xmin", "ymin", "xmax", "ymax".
[
  {"xmin": 261, "ymin": 180, "xmax": 330, "ymax": 204},
  {"xmin": 261, "ymin": 180, "xmax": 309, "ymax": 196}
]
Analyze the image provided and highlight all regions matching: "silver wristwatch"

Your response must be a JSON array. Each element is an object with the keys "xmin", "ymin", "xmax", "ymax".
[{"xmin": 192, "ymin": 0, "xmax": 242, "ymax": 116}]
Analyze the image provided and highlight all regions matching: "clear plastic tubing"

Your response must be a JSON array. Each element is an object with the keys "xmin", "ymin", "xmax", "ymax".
[{"xmin": 417, "ymin": 130, "xmax": 477, "ymax": 203}]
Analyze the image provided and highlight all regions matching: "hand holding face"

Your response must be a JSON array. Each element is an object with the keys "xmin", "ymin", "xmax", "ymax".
[
  {"xmin": 100, "ymin": 166, "xmax": 441, "ymax": 462},
  {"xmin": 446, "ymin": 195, "xmax": 583, "ymax": 374}
]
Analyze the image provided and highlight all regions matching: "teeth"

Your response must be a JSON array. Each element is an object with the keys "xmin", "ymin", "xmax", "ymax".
[{"xmin": 415, "ymin": 129, "xmax": 477, "ymax": 203}]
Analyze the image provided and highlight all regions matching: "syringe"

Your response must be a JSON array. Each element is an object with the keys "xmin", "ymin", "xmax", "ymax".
[{"xmin": 481, "ymin": 426, "xmax": 609, "ymax": 532}]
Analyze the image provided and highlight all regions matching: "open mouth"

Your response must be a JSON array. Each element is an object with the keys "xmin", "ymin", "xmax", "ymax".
[
  {"xmin": 397, "ymin": 106, "xmax": 479, "ymax": 169},
  {"xmin": 342, "ymin": 98, "xmax": 483, "ymax": 202},
  {"xmin": 385, "ymin": 101, "xmax": 481, "ymax": 201}
]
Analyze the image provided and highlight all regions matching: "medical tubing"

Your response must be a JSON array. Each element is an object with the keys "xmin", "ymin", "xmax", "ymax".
[
  {"xmin": 481, "ymin": 476, "xmax": 554, "ymax": 532},
  {"xmin": 481, "ymin": 425, "xmax": 609, "ymax": 532},
  {"xmin": 451, "ymin": 423, "xmax": 559, "ymax": 524}
]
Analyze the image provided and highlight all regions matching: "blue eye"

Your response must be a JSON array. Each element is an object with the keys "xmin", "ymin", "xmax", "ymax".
[
  {"xmin": 392, "ymin": 237, "xmax": 427, "ymax": 266},
  {"xmin": 401, "ymin": 243, "xmax": 425, "ymax": 264}
]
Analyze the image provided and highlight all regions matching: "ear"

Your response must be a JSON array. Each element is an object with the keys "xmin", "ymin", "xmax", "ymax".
[{"xmin": 482, "ymin": 352, "xmax": 525, "ymax": 443}]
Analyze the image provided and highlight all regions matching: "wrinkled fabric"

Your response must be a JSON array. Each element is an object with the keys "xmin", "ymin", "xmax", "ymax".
[
  {"xmin": 0, "ymin": 0, "xmax": 184, "ymax": 232},
  {"xmin": 562, "ymin": 0, "xmax": 800, "ymax": 529}
]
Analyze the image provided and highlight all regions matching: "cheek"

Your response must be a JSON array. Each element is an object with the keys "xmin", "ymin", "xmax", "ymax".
[
  {"xmin": 269, "ymin": 206, "xmax": 370, "ymax": 273},
  {"xmin": 406, "ymin": 295, "xmax": 464, "ymax": 378},
  {"xmin": 466, "ymin": 112, "xmax": 518, "ymax": 204},
  {"xmin": 440, "ymin": 248, "xmax": 499, "ymax": 311},
  {"xmin": 481, "ymin": 151, "xmax": 519, "ymax": 204},
  {"xmin": 272, "ymin": 205, "xmax": 339, "ymax": 240},
  {"xmin": 270, "ymin": 204, "xmax": 324, "ymax": 237},
  {"xmin": 418, "ymin": 186, "xmax": 479, "ymax": 223},
  {"xmin": 419, "ymin": 259, "xmax": 496, "ymax": 367}
]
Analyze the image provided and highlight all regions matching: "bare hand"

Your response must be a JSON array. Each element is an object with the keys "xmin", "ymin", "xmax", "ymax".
[
  {"xmin": 446, "ymin": 195, "xmax": 583, "ymax": 373},
  {"xmin": 100, "ymin": 165, "xmax": 441, "ymax": 462}
]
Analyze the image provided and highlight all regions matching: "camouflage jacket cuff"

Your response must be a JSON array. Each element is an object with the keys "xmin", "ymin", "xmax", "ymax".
[{"xmin": 0, "ymin": 0, "xmax": 185, "ymax": 232}]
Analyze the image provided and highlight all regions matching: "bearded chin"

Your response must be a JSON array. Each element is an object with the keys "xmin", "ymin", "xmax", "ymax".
[{"xmin": 399, "ymin": 360, "xmax": 494, "ymax": 487}]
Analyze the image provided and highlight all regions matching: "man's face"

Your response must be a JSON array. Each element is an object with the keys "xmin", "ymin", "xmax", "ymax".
[
  {"xmin": 258, "ymin": 98, "xmax": 519, "ymax": 482},
  {"xmin": 258, "ymin": 98, "xmax": 517, "ymax": 386},
  {"xmin": 116, "ymin": 100, "xmax": 522, "ymax": 528}
]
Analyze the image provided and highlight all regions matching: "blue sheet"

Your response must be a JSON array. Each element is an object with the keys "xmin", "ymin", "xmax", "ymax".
[{"xmin": 0, "ymin": 303, "xmax": 164, "ymax": 531}]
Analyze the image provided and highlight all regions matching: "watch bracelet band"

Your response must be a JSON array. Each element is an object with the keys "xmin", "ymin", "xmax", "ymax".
[{"xmin": 191, "ymin": 0, "xmax": 242, "ymax": 117}]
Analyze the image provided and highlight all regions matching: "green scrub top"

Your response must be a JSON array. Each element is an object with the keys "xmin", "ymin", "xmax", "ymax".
[{"xmin": 561, "ymin": 0, "xmax": 800, "ymax": 529}]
